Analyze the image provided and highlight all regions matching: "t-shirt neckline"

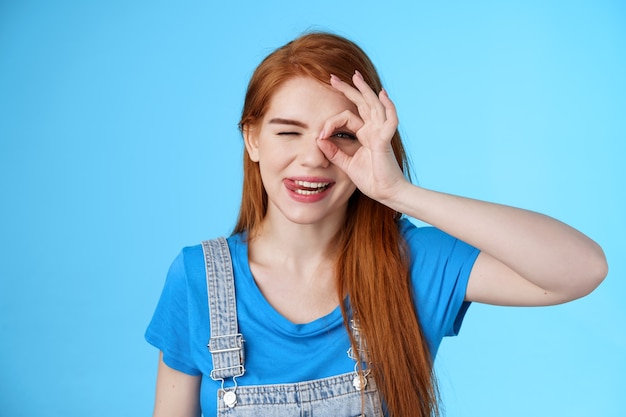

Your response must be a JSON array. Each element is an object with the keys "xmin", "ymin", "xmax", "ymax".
[{"xmin": 227, "ymin": 233, "xmax": 345, "ymax": 337}]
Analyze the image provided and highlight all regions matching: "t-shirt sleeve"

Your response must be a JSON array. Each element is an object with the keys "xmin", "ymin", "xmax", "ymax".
[
  {"xmin": 401, "ymin": 219, "xmax": 480, "ymax": 351},
  {"xmin": 145, "ymin": 250, "xmax": 201, "ymax": 376}
]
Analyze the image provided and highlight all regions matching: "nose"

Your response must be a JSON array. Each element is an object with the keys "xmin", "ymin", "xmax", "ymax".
[{"xmin": 297, "ymin": 134, "xmax": 330, "ymax": 168}]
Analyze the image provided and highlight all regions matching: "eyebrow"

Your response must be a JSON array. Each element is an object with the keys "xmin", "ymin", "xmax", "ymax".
[{"xmin": 267, "ymin": 118, "xmax": 309, "ymax": 129}]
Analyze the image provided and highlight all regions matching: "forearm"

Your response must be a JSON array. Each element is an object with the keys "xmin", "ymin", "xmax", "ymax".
[{"xmin": 384, "ymin": 181, "xmax": 607, "ymax": 297}]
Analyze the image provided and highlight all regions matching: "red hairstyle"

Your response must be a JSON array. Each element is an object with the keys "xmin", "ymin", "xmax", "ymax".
[{"xmin": 234, "ymin": 32, "xmax": 439, "ymax": 417}]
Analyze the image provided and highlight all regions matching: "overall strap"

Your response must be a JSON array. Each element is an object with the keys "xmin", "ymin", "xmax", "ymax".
[{"xmin": 201, "ymin": 238, "xmax": 245, "ymax": 382}]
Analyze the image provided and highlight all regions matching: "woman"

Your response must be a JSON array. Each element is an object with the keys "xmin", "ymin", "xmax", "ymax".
[{"xmin": 145, "ymin": 32, "xmax": 607, "ymax": 417}]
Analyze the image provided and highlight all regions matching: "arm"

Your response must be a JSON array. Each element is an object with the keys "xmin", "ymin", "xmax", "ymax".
[
  {"xmin": 384, "ymin": 185, "xmax": 607, "ymax": 305},
  {"xmin": 318, "ymin": 71, "xmax": 608, "ymax": 306},
  {"xmin": 152, "ymin": 352, "xmax": 201, "ymax": 417}
]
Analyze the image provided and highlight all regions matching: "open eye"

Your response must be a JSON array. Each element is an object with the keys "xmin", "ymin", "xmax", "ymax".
[{"xmin": 333, "ymin": 131, "xmax": 358, "ymax": 141}]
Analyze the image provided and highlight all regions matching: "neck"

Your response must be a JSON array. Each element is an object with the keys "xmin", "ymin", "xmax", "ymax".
[
  {"xmin": 245, "ymin": 211, "xmax": 344, "ymax": 323},
  {"xmin": 248, "ymin": 212, "xmax": 344, "ymax": 278},
  {"xmin": 253, "ymin": 225, "xmax": 337, "ymax": 267}
]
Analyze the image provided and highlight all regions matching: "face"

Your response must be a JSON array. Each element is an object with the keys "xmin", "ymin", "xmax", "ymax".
[{"xmin": 244, "ymin": 76, "xmax": 361, "ymax": 229}]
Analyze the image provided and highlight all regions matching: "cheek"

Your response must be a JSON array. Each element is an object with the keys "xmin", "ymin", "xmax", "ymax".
[
  {"xmin": 256, "ymin": 160, "xmax": 273, "ymax": 185},
  {"xmin": 257, "ymin": 148, "xmax": 288, "ymax": 173},
  {"xmin": 337, "ymin": 172, "xmax": 357, "ymax": 193},
  {"xmin": 256, "ymin": 152, "xmax": 287, "ymax": 190}
]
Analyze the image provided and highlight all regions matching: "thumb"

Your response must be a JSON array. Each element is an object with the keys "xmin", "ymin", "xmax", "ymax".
[{"xmin": 317, "ymin": 138, "xmax": 351, "ymax": 171}]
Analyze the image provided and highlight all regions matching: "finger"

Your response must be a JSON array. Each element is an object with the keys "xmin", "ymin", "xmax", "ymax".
[
  {"xmin": 352, "ymin": 70, "xmax": 386, "ymax": 117},
  {"xmin": 317, "ymin": 109, "xmax": 364, "ymax": 142},
  {"xmin": 316, "ymin": 136, "xmax": 352, "ymax": 172},
  {"xmin": 330, "ymin": 74, "xmax": 382, "ymax": 124},
  {"xmin": 379, "ymin": 88, "xmax": 399, "ymax": 129},
  {"xmin": 330, "ymin": 72, "xmax": 386, "ymax": 124},
  {"xmin": 330, "ymin": 74, "xmax": 368, "ymax": 112}
]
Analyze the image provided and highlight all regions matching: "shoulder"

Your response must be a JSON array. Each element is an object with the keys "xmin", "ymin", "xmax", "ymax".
[
  {"xmin": 163, "ymin": 233, "xmax": 247, "ymax": 286},
  {"xmin": 177, "ymin": 234, "xmax": 244, "ymax": 266},
  {"xmin": 399, "ymin": 218, "xmax": 479, "ymax": 347},
  {"xmin": 399, "ymin": 217, "xmax": 451, "ymax": 240},
  {"xmin": 166, "ymin": 236, "xmax": 238, "ymax": 285},
  {"xmin": 399, "ymin": 217, "xmax": 480, "ymax": 271},
  {"xmin": 400, "ymin": 217, "xmax": 464, "ymax": 251},
  {"xmin": 170, "ymin": 243, "xmax": 204, "ymax": 279}
]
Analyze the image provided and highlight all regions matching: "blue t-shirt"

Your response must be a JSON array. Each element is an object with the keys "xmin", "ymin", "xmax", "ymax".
[{"xmin": 145, "ymin": 218, "xmax": 479, "ymax": 415}]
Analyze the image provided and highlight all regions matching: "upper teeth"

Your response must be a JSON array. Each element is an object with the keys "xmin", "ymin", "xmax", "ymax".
[{"xmin": 295, "ymin": 180, "xmax": 329, "ymax": 188}]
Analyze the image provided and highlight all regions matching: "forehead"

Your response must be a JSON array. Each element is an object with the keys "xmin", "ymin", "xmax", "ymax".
[{"xmin": 263, "ymin": 76, "xmax": 356, "ymax": 123}]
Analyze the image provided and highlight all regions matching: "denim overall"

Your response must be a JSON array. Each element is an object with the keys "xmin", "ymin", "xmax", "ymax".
[{"xmin": 201, "ymin": 238, "xmax": 384, "ymax": 417}]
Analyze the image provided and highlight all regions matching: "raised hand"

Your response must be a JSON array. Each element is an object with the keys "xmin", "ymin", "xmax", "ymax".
[{"xmin": 316, "ymin": 71, "xmax": 409, "ymax": 204}]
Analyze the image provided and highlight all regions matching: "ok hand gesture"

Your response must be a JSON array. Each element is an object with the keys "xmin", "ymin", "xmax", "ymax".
[{"xmin": 317, "ymin": 71, "xmax": 409, "ymax": 204}]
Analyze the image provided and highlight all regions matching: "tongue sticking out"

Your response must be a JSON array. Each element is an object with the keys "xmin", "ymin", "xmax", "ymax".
[{"xmin": 285, "ymin": 179, "xmax": 332, "ymax": 195}]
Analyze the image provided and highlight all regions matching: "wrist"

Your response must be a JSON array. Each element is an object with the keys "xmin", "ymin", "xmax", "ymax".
[{"xmin": 378, "ymin": 179, "xmax": 419, "ymax": 213}]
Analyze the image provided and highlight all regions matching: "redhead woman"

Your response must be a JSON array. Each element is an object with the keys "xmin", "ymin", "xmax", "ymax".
[{"xmin": 145, "ymin": 33, "xmax": 607, "ymax": 417}]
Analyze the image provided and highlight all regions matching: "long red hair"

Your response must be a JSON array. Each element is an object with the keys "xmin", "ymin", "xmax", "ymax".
[{"xmin": 234, "ymin": 32, "xmax": 439, "ymax": 417}]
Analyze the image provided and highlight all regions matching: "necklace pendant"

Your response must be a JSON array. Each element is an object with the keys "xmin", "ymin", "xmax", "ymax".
[{"xmin": 223, "ymin": 390, "xmax": 237, "ymax": 408}]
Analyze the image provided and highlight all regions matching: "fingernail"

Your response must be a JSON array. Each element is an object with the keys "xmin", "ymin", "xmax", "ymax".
[
  {"xmin": 330, "ymin": 74, "xmax": 339, "ymax": 82},
  {"xmin": 318, "ymin": 129, "xmax": 326, "ymax": 140},
  {"xmin": 354, "ymin": 70, "xmax": 362, "ymax": 78}
]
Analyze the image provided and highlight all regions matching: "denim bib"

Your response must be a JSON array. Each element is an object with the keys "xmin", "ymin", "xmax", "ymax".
[{"xmin": 201, "ymin": 238, "xmax": 383, "ymax": 417}]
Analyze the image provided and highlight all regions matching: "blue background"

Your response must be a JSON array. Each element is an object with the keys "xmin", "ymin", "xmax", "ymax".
[{"xmin": 1, "ymin": 1, "xmax": 624, "ymax": 416}]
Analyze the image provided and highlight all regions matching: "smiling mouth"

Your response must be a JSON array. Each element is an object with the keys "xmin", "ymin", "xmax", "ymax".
[{"xmin": 290, "ymin": 180, "xmax": 331, "ymax": 195}]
